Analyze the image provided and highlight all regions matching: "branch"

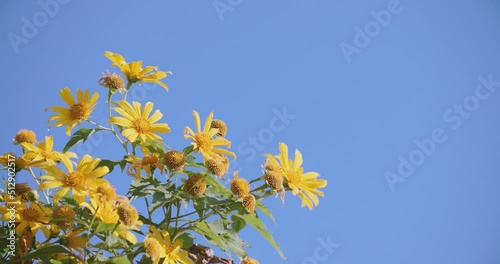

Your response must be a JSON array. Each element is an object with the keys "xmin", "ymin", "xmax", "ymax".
[{"xmin": 187, "ymin": 244, "xmax": 234, "ymax": 264}]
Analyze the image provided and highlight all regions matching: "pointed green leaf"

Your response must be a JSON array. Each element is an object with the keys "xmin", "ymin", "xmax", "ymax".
[
  {"xmin": 231, "ymin": 214, "xmax": 247, "ymax": 233},
  {"xmin": 21, "ymin": 245, "xmax": 71, "ymax": 260},
  {"xmin": 63, "ymin": 128, "xmax": 103, "ymax": 152},
  {"xmin": 95, "ymin": 222, "xmax": 121, "ymax": 233},
  {"xmin": 97, "ymin": 159, "xmax": 122, "ymax": 174},
  {"xmin": 255, "ymin": 200, "xmax": 275, "ymax": 223},
  {"xmin": 106, "ymin": 255, "xmax": 132, "ymax": 264},
  {"xmin": 194, "ymin": 221, "xmax": 228, "ymax": 254},
  {"xmin": 233, "ymin": 213, "xmax": 286, "ymax": 259},
  {"xmin": 204, "ymin": 175, "xmax": 232, "ymax": 197}
]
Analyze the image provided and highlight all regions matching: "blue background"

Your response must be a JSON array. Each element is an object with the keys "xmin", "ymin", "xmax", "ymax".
[{"xmin": 1, "ymin": 1, "xmax": 500, "ymax": 263}]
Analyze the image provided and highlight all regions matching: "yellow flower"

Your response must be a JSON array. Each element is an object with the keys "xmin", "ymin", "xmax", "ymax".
[
  {"xmin": 265, "ymin": 143, "xmax": 327, "ymax": 210},
  {"xmin": 184, "ymin": 110, "xmax": 235, "ymax": 162},
  {"xmin": 109, "ymin": 100, "xmax": 170, "ymax": 144},
  {"xmin": 16, "ymin": 202, "xmax": 52, "ymax": 237},
  {"xmin": 47, "ymin": 87, "xmax": 99, "ymax": 135},
  {"xmin": 82, "ymin": 197, "xmax": 142, "ymax": 244},
  {"xmin": 88, "ymin": 180, "xmax": 117, "ymax": 202},
  {"xmin": 126, "ymin": 148, "xmax": 164, "ymax": 179},
  {"xmin": 0, "ymin": 153, "xmax": 31, "ymax": 172},
  {"xmin": 104, "ymin": 51, "xmax": 172, "ymax": 91},
  {"xmin": 82, "ymin": 197, "xmax": 118, "ymax": 224},
  {"xmin": 147, "ymin": 226, "xmax": 192, "ymax": 264},
  {"xmin": 62, "ymin": 229, "xmax": 87, "ymax": 255},
  {"xmin": 21, "ymin": 136, "xmax": 77, "ymax": 168},
  {"xmin": 38, "ymin": 155, "xmax": 109, "ymax": 204}
]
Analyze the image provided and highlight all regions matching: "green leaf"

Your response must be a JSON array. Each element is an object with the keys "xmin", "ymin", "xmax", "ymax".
[
  {"xmin": 183, "ymin": 145, "xmax": 194, "ymax": 156},
  {"xmin": 224, "ymin": 231, "xmax": 248, "ymax": 259},
  {"xmin": 255, "ymin": 200, "xmax": 275, "ymax": 222},
  {"xmin": 194, "ymin": 221, "xmax": 227, "ymax": 253},
  {"xmin": 205, "ymin": 220, "xmax": 247, "ymax": 258},
  {"xmin": 193, "ymin": 198, "xmax": 205, "ymax": 218},
  {"xmin": 95, "ymin": 222, "xmax": 121, "ymax": 233},
  {"xmin": 63, "ymin": 128, "xmax": 103, "ymax": 152},
  {"xmin": 233, "ymin": 213, "xmax": 286, "ymax": 259},
  {"xmin": 21, "ymin": 245, "xmax": 72, "ymax": 260},
  {"xmin": 97, "ymin": 159, "xmax": 122, "ymax": 174},
  {"xmin": 105, "ymin": 255, "xmax": 132, "ymax": 264},
  {"xmin": 231, "ymin": 214, "xmax": 247, "ymax": 233},
  {"xmin": 151, "ymin": 188, "xmax": 173, "ymax": 212},
  {"xmin": 119, "ymin": 159, "xmax": 128, "ymax": 172},
  {"xmin": 142, "ymin": 140, "xmax": 165, "ymax": 154},
  {"xmin": 204, "ymin": 175, "xmax": 232, "ymax": 198},
  {"xmin": 49, "ymin": 218, "xmax": 90, "ymax": 229},
  {"xmin": 176, "ymin": 232, "xmax": 195, "ymax": 249}
]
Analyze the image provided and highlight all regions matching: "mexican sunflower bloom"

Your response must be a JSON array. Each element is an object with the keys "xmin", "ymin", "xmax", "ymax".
[
  {"xmin": 184, "ymin": 110, "xmax": 235, "ymax": 161},
  {"xmin": 109, "ymin": 100, "xmax": 170, "ymax": 144},
  {"xmin": 265, "ymin": 142, "xmax": 327, "ymax": 210},
  {"xmin": 38, "ymin": 155, "xmax": 110, "ymax": 204},
  {"xmin": 126, "ymin": 148, "xmax": 164, "ymax": 179},
  {"xmin": 146, "ymin": 226, "xmax": 192, "ymax": 264},
  {"xmin": 47, "ymin": 87, "xmax": 99, "ymax": 135},
  {"xmin": 21, "ymin": 136, "xmax": 76, "ymax": 168},
  {"xmin": 81, "ymin": 197, "xmax": 141, "ymax": 244},
  {"xmin": 15, "ymin": 202, "xmax": 53, "ymax": 237},
  {"xmin": 104, "ymin": 51, "xmax": 172, "ymax": 91}
]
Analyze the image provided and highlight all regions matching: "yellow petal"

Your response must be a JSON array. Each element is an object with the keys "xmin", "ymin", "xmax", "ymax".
[{"xmin": 59, "ymin": 87, "xmax": 75, "ymax": 107}]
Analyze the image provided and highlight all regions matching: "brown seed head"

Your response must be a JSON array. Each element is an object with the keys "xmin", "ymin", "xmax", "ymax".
[
  {"xmin": 210, "ymin": 119, "xmax": 227, "ymax": 137},
  {"xmin": 184, "ymin": 173, "xmax": 207, "ymax": 197},
  {"xmin": 117, "ymin": 203, "xmax": 139, "ymax": 227},
  {"xmin": 242, "ymin": 193, "xmax": 256, "ymax": 213},
  {"xmin": 230, "ymin": 172, "xmax": 249, "ymax": 197},
  {"xmin": 99, "ymin": 73, "xmax": 125, "ymax": 90},
  {"xmin": 265, "ymin": 171, "xmax": 284, "ymax": 190},
  {"xmin": 14, "ymin": 129, "xmax": 37, "ymax": 144},
  {"xmin": 52, "ymin": 205, "xmax": 76, "ymax": 229},
  {"xmin": 164, "ymin": 150, "xmax": 185, "ymax": 171}
]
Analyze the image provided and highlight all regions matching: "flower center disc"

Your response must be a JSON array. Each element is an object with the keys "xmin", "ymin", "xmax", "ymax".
[
  {"xmin": 64, "ymin": 171, "xmax": 84, "ymax": 187},
  {"xmin": 133, "ymin": 118, "xmax": 151, "ymax": 133},
  {"xmin": 22, "ymin": 208, "xmax": 41, "ymax": 221},
  {"xmin": 194, "ymin": 134, "xmax": 211, "ymax": 150},
  {"xmin": 70, "ymin": 104, "xmax": 86, "ymax": 120},
  {"xmin": 141, "ymin": 155, "xmax": 158, "ymax": 167}
]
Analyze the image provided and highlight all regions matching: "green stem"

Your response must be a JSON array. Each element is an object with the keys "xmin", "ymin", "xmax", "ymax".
[
  {"xmin": 123, "ymin": 81, "xmax": 133, "ymax": 101},
  {"xmin": 107, "ymin": 89, "xmax": 114, "ymax": 132},
  {"xmin": 28, "ymin": 167, "xmax": 50, "ymax": 203},
  {"xmin": 144, "ymin": 197, "xmax": 152, "ymax": 220}
]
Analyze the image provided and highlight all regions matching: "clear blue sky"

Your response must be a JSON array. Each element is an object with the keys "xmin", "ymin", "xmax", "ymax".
[{"xmin": 2, "ymin": 1, "xmax": 500, "ymax": 263}]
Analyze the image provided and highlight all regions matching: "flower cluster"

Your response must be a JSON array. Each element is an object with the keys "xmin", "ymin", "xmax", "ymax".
[{"xmin": 0, "ymin": 51, "xmax": 327, "ymax": 263}]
